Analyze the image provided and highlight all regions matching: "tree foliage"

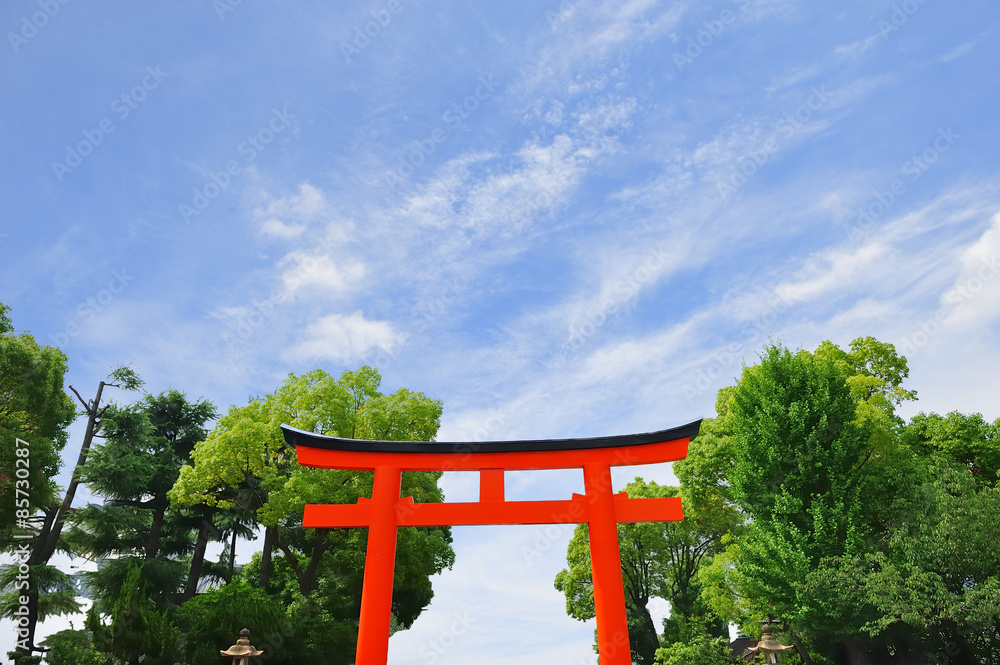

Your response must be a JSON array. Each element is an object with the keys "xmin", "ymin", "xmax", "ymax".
[
  {"xmin": 654, "ymin": 632, "xmax": 732, "ymax": 665},
  {"xmin": 0, "ymin": 310, "xmax": 76, "ymax": 532},
  {"xmin": 174, "ymin": 579, "xmax": 293, "ymax": 665},
  {"xmin": 39, "ymin": 627, "xmax": 110, "ymax": 665},
  {"xmin": 555, "ymin": 336, "xmax": 996, "ymax": 664},
  {"xmin": 5, "ymin": 313, "xmax": 995, "ymax": 665},
  {"xmin": 68, "ymin": 390, "xmax": 217, "ymax": 609},
  {"xmin": 169, "ymin": 366, "xmax": 454, "ymax": 661},
  {"xmin": 700, "ymin": 339, "xmax": 1000, "ymax": 662}
]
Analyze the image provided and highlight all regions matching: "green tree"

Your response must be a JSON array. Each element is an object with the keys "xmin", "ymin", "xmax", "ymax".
[
  {"xmin": 174, "ymin": 578, "xmax": 293, "ymax": 665},
  {"xmin": 723, "ymin": 342, "xmax": 876, "ymax": 661},
  {"xmin": 672, "ymin": 336, "xmax": 999, "ymax": 663},
  {"xmin": 0, "ymin": 307, "xmax": 76, "ymax": 533},
  {"xmin": 11, "ymin": 367, "xmax": 143, "ymax": 665},
  {"xmin": 901, "ymin": 410, "xmax": 999, "ymax": 486},
  {"xmin": 39, "ymin": 627, "xmax": 110, "ymax": 665},
  {"xmin": 813, "ymin": 336, "xmax": 917, "ymax": 464},
  {"xmin": 98, "ymin": 562, "xmax": 183, "ymax": 665},
  {"xmin": 170, "ymin": 366, "xmax": 455, "ymax": 661},
  {"xmin": 858, "ymin": 461, "xmax": 1000, "ymax": 663},
  {"xmin": 654, "ymin": 632, "xmax": 732, "ymax": 665},
  {"xmin": 807, "ymin": 414, "xmax": 1000, "ymax": 663},
  {"xmin": 67, "ymin": 390, "xmax": 217, "ymax": 610}
]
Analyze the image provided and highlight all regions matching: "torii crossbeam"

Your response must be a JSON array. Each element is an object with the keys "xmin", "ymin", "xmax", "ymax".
[{"xmin": 283, "ymin": 420, "xmax": 700, "ymax": 665}]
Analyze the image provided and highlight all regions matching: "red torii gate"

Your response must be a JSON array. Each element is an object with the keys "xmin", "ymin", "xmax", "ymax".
[{"xmin": 283, "ymin": 420, "xmax": 700, "ymax": 665}]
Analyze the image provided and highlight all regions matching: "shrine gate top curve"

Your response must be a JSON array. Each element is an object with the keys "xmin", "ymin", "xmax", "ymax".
[{"xmin": 284, "ymin": 419, "xmax": 701, "ymax": 471}]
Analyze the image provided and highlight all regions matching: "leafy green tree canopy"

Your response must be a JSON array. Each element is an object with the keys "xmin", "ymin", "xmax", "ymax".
[
  {"xmin": 0, "ymin": 305, "xmax": 76, "ymax": 528},
  {"xmin": 169, "ymin": 366, "xmax": 454, "ymax": 655}
]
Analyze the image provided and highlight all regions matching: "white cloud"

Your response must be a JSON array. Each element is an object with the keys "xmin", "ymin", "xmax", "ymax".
[
  {"xmin": 397, "ymin": 122, "xmax": 626, "ymax": 238},
  {"xmin": 516, "ymin": 0, "xmax": 685, "ymax": 94},
  {"xmin": 834, "ymin": 35, "xmax": 879, "ymax": 60},
  {"xmin": 260, "ymin": 217, "xmax": 306, "ymax": 238},
  {"xmin": 824, "ymin": 297, "xmax": 900, "ymax": 330},
  {"xmin": 279, "ymin": 250, "xmax": 365, "ymax": 298},
  {"xmin": 284, "ymin": 311, "xmax": 402, "ymax": 363},
  {"xmin": 776, "ymin": 242, "xmax": 892, "ymax": 304},
  {"xmin": 940, "ymin": 211, "xmax": 1000, "ymax": 329},
  {"xmin": 255, "ymin": 182, "xmax": 330, "ymax": 238}
]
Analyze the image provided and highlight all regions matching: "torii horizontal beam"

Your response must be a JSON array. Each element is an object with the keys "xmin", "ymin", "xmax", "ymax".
[
  {"xmin": 284, "ymin": 420, "xmax": 700, "ymax": 665},
  {"xmin": 303, "ymin": 493, "xmax": 684, "ymax": 527}
]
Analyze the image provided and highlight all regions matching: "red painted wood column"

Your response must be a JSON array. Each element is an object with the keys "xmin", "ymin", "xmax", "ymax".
[
  {"xmin": 583, "ymin": 463, "xmax": 631, "ymax": 665},
  {"xmin": 355, "ymin": 465, "xmax": 402, "ymax": 665}
]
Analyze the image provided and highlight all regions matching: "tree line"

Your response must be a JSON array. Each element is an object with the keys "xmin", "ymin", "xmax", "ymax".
[
  {"xmin": 555, "ymin": 337, "xmax": 1000, "ymax": 665},
  {"xmin": 0, "ymin": 302, "xmax": 454, "ymax": 665}
]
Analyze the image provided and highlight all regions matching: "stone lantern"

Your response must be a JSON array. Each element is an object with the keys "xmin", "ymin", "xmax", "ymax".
[
  {"xmin": 747, "ymin": 621, "xmax": 795, "ymax": 664},
  {"xmin": 221, "ymin": 628, "xmax": 263, "ymax": 665}
]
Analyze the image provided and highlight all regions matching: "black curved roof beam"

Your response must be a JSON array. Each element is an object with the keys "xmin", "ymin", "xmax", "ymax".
[{"xmin": 281, "ymin": 419, "xmax": 702, "ymax": 455}]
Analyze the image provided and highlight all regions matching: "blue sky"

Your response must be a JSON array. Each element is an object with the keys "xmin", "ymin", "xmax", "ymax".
[{"xmin": 3, "ymin": 0, "xmax": 1000, "ymax": 662}]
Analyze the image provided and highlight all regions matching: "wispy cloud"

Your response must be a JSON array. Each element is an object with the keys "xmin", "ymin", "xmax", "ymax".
[
  {"xmin": 254, "ymin": 182, "xmax": 330, "ymax": 238},
  {"xmin": 939, "ymin": 40, "xmax": 976, "ymax": 63},
  {"xmin": 284, "ymin": 311, "xmax": 402, "ymax": 363}
]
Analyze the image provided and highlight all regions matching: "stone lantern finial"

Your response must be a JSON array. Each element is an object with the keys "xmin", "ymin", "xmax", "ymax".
[
  {"xmin": 746, "ymin": 621, "xmax": 795, "ymax": 664},
  {"xmin": 221, "ymin": 628, "xmax": 264, "ymax": 665}
]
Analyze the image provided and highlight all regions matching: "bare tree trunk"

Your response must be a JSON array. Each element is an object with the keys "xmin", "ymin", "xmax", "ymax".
[
  {"xmin": 144, "ymin": 497, "xmax": 168, "ymax": 560},
  {"xmin": 300, "ymin": 532, "xmax": 329, "ymax": 596},
  {"xmin": 34, "ymin": 381, "xmax": 105, "ymax": 564},
  {"xmin": 785, "ymin": 624, "xmax": 814, "ymax": 665},
  {"xmin": 185, "ymin": 518, "xmax": 211, "ymax": 598},
  {"xmin": 259, "ymin": 525, "xmax": 276, "ymax": 589},
  {"xmin": 631, "ymin": 599, "xmax": 660, "ymax": 665},
  {"xmin": 228, "ymin": 528, "xmax": 238, "ymax": 582}
]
